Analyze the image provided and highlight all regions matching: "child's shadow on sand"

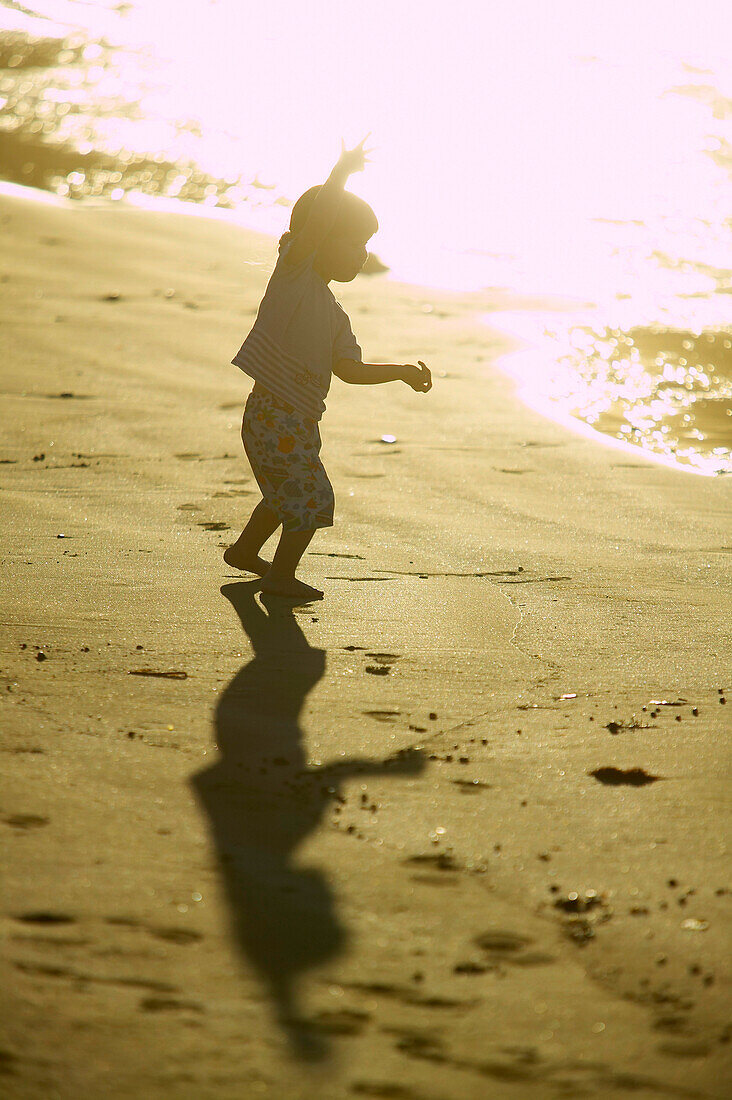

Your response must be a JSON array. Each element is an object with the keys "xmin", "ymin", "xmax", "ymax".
[{"xmin": 190, "ymin": 580, "xmax": 425, "ymax": 1060}]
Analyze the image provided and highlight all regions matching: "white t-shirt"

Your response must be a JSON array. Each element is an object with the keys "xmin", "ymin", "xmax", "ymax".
[{"xmin": 232, "ymin": 241, "xmax": 362, "ymax": 420}]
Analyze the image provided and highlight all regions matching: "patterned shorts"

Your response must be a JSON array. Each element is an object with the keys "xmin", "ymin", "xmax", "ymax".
[{"xmin": 242, "ymin": 386, "xmax": 334, "ymax": 533}]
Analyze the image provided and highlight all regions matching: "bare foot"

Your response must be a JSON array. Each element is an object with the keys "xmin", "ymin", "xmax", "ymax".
[
  {"xmin": 223, "ymin": 545, "xmax": 270, "ymax": 575},
  {"xmin": 260, "ymin": 574, "xmax": 324, "ymax": 601}
]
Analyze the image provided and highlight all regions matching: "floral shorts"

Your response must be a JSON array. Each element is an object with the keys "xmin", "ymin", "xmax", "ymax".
[{"xmin": 242, "ymin": 386, "xmax": 334, "ymax": 532}]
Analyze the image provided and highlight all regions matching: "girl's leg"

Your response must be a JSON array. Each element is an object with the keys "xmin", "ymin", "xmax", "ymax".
[
  {"xmin": 260, "ymin": 528, "xmax": 323, "ymax": 600},
  {"xmin": 223, "ymin": 499, "xmax": 280, "ymax": 574}
]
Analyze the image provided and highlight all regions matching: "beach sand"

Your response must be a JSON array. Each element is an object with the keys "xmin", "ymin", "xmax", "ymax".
[{"xmin": 1, "ymin": 188, "xmax": 730, "ymax": 1099}]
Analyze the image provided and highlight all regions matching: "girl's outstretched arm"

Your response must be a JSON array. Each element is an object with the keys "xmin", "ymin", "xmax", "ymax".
[
  {"xmin": 333, "ymin": 359, "xmax": 432, "ymax": 392},
  {"xmin": 284, "ymin": 136, "xmax": 372, "ymax": 266}
]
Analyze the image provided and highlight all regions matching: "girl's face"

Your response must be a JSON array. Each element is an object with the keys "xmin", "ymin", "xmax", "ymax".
[{"xmin": 315, "ymin": 231, "xmax": 371, "ymax": 283}]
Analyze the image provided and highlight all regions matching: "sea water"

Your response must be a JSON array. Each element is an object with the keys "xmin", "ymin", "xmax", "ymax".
[{"xmin": 1, "ymin": 0, "xmax": 730, "ymax": 473}]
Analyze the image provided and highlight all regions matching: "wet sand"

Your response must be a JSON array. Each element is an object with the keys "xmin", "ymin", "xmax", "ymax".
[{"xmin": 1, "ymin": 188, "xmax": 730, "ymax": 1099}]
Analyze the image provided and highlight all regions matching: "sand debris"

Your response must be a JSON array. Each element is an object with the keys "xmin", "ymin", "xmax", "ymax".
[{"xmin": 129, "ymin": 669, "xmax": 188, "ymax": 680}]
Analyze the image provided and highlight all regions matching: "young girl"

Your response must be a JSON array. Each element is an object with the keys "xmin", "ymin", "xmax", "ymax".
[{"xmin": 224, "ymin": 137, "xmax": 432, "ymax": 600}]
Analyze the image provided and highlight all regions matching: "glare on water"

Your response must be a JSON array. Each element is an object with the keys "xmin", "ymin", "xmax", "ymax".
[{"xmin": 1, "ymin": 0, "xmax": 730, "ymax": 471}]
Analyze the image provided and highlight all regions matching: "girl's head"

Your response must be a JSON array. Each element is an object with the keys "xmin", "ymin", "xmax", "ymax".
[{"xmin": 280, "ymin": 186, "xmax": 378, "ymax": 283}]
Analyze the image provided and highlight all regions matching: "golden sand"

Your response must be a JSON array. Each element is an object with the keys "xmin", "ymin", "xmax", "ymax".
[{"xmin": 1, "ymin": 190, "xmax": 730, "ymax": 1099}]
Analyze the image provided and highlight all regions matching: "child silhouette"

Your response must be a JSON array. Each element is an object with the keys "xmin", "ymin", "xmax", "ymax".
[{"xmin": 224, "ymin": 137, "xmax": 431, "ymax": 600}]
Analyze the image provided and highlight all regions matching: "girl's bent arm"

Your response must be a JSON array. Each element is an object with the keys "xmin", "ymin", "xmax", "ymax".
[
  {"xmin": 333, "ymin": 361, "xmax": 403, "ymax": 384},
  {"xmin": 333, "ymin": 360, "xmax": 432, "ymax": 392}
]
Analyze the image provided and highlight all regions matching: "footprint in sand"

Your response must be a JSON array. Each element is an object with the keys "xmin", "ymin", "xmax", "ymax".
[
  {"xmin": 342, "ymin": 981, "xmax": 472, "ymax": 1010},
  {"xmin": 364, "ymin": 652, "xmax": 400, "ymax": 676},
  {"xmin": 472, "ymin": 930, "xmax": 556, "ymax": 968},
  {"xmin": 13, "ymin": 912, "xmax": 76, "ymax": 925},
  {"xmin": 404, "ymin": 853, "xmax": 461, "ymax": 873},
  {"xmin": 589, "ymin": 766, "xmax": 661, "ymax": 786},
  {"xmin": 139, "ymin": 996, "xmax": 204, "ymax": 1013},
  {"xmin": 451, "ymin": 778, "xmax": 492, "ymax": 792},
  {"xmin": 2, "ymin": 813, "xmax": 49, "ymax": 830},
  {"xmin": 404, "ymin": 852, "xmax": 462, "ymax": 887},
  {"xmin": 103, "ymin": 917, "xmax": 203, "ymax": 946},
  {"xmin": 475, "ymin": 931, "xmax": 532, "ymax": 953},
  {"xmin": 351, "ymin": 1081, "xmax": 427, "ymax": 1098},
  {"xmin": 303, "ymin": 1008, "xmax": 371, "ymax": 1036},
  {"xmin": 146, "ymin": 926, "xmax": 203, "ymax": 945}
]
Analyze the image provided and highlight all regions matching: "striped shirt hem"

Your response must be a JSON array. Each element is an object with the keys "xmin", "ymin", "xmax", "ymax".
[{"xmin": 232, "ymin": 329, "xmax": 326, "ymax": 420}]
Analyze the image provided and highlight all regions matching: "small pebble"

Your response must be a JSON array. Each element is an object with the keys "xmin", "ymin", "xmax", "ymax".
[
  {"xmin": 429, "ymin": 712, "xmax": 437, "ymax": 720},
  {"xmin": 681, "ymin": 918, "xmax": 709, "ymax": 932},
  {"xmin": 35, "ymin": 652, "xmax": 46, "ymax": 662}
]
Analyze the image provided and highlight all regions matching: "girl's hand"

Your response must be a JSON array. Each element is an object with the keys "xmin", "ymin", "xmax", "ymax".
[
  {"xmin": 401, "ymin": 361, "xmax": 432, "ymax": 393},
  {"xmin": 337, "ymin": 133, "xmax": 374, "ymax": 175}
]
